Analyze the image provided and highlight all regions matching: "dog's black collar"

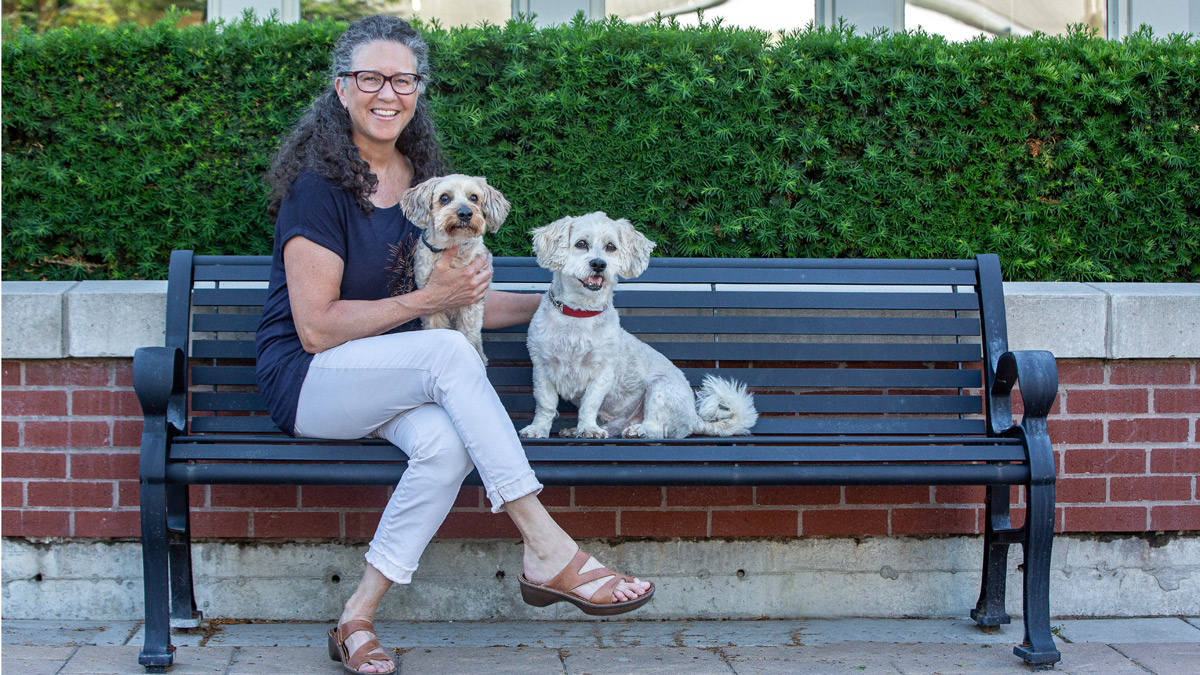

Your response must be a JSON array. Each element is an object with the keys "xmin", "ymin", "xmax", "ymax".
[
  {"xmin": 548, "ymin": 289, "xmax": 605, "ymax": 318},
  {"xmin": 419, "ymin": 231, "xmax": 446, "ymax": 253}
]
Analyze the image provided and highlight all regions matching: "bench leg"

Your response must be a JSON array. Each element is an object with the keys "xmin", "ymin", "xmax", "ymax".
[
  {"xmin": 139, "ymin": 483, "xmax": 176, "ymax": 671},
  {"xmin": 1013, "ymin": 483, "xmax": 1061, "ymax": 668},
  {"xmin": 166, "ymin": 484, "xmax": 203, "ymax": 628},
  {"xmin": 971, "ymin": 485, "xmax": 1012, "ymax": 628}
]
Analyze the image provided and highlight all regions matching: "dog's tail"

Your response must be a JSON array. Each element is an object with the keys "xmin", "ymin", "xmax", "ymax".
[{"xmin": 693, "ymin": 375, "xmax": 758, "ymax": 436}]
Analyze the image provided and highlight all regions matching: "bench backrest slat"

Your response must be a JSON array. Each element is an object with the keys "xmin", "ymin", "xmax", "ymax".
[{"xmin": 177, "ymin": 254, "xmax": 998, "ymax": 438}]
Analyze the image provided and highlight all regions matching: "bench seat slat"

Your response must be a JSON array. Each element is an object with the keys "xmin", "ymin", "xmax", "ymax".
[
  {"xmin": 612, "ymin": 315, "xmax": 980, "ymax": 336},
  {"xmin": 612, "ymin": 290, "xmax": 980, "ymax": 311},
  {"xmin": 486, "ymin": 367, "xmax": 982, "ymax": 389},
  {"xmin": 481, "ymin": 340, "xmax": 982, "ymax": 362},
  {"xmin": 494, "ymin": 393, "xmax": 981, "ymax": 415}
]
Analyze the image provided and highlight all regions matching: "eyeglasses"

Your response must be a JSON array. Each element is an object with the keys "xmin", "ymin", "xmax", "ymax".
[{"xmin": 338, "ymin": 70, "xmax": 422, "ymax": 95}]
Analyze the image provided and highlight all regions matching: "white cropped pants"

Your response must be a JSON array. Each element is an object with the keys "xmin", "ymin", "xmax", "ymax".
[{"xmin": 293, "ymin": 329, "xmax": 542, "ymax": 584}]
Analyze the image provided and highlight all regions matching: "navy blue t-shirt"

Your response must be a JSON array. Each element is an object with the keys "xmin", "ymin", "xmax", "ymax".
[{"xmin": 255, "ymin": 170, "xmax": 420, "ymax": 435}]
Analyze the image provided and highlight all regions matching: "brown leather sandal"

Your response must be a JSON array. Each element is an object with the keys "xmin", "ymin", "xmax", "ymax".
[
  {"xmin": 326, "ymin": 619, "xmax": 395, "ymax": 675},
  {"xmin": 518, "ymin": 549, "xmax": 655, "ymax": 616}
]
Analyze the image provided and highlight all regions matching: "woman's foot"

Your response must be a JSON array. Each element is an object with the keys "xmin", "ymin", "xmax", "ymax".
[
  {"xmin": 522, "ymin": 542, "xmax": 652, "ymax": 603},
  {"xmin": 330, "ymin": 618, "xmax": 394, "ymax": 674}
]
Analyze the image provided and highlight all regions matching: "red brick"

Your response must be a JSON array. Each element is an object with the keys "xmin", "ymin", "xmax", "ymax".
[
  {"xmin": 190, "ymin": 486, "xmax": 207, "ymax": 508},
  {"xmin": 3, "ymin": 481, "xmax": 24, "ymax": 507},
  {"xmin": 2, "ymin": 422, "xmax": 20, "ymax": 447},
  {"xmin": 299, "ymin": 486, "xmax": 389, "ymax": 509},
  {"xmin": 1062, "ymin": 506, "xmax": 1146, "ymax": 532},
  {"xmin": 756, "ymin": 486, "xmax": 841, "ymax": 506},
  {"xmin": 1066, "ymin": 389, "xmax": 1149, "ymax": 415},
  {"xmin": 27, "ymin": 480, "xmax": 114, "ymax": 508},
  {"xmin": 1150, "ymin": 448, "xmax": 1200, "ymax": 474},
  {"xmin": 114, "ymin": 363, "xmax": 135, "ymax": 388},
  {"xmin": 712, "ymin": 509, "xmax": 797, "ymax": 537},
  {"xmin": 1057, "ymin": 361, "xmax": 1105, "ymax": 385},
  {"xmin": 75, "ymin": 510, "xmax": 139, "ymax": 537},
  {"xmin": 891, "ymin": 507, "xmax": 978, "ymax": 535},
  {"xmin": 1056, "ymin": 477, "xmax": 1107, "ymax": 504},
  {"xmin": 537, "ymin": 486, "xmax": 570, "ymax": 507},
  {"xmin": 254, "ymin": 511, "xmax": 340, "ymax": 538},
  {"xmin": 210, "ymin": 485, "xmax": 297, "ymax": 508},
  {"xmin": 550, "ymin": 510, "xmax": 617, "ymax": 538},
  {"xmin": 1047, "ymin": 418, "xmax": 1104, "ymax": 445},
  {"xmin": 111, "ymin": 420, "xmax": 143, "ymax": 448},
  {"xmin": 574, "ymin": 486, "xmax": 662, "ymax": 508},
  {"xmin": 24, "ymin": 361, "xmax": 110, "ymax": 387},
  {"xmin": 1062, "ymin": 448, "xmax": 1146, "ymax": 475},
  {"xmin": 118, "ymin": 481, "xmax": 139, "ymax": 507},
  {"xmin": 454, "ymin": 486, "xmax": 483, "ymax": 508},
  {"xmin": 70, "ymin": 452, "xmax": 138, "ymax": 479},
  {"xmin": 4, "ymin": 390, "xmax": 68, "ymax": 416},
  {"xmin": 621, "ymin": 510, "xmax": 706, "ymax": 537},
  {"xmin": 192, "ymin": 511, "xmax": 251, "ymax": 538},
  {"xmin": 2, "ymin": 451, "xmax": 67, "ymax": 478},
  {"xmin": 1154, "ymin": 388, "xmax": 1200, "ymax": 413},
  {"xmin": 436, "ymin": 511, "xmax": 521, "ymax": 538},
  {"xmin": 666, "ymin": 486, "xmax": 753, "ymax": 507},
  {"xmin": 72, "ymin": 390, "xmax": 142, "ymax": 417},
  {"xmin": 1110, "ymin": 476, "xmax": 1194, "ymax": 502},
  {"xmin": 1110, "ymin": 362, "xmax": 1190, "ymax": 386},
  {"xmin": 2, "ymin": 509, "xmax": 71, "ymax": 537},
  {"xmin": 845, "ymin": 486, "xmax": 930, "ymax": 505},
  {"xmin": 24, "ymin": 421, "xmax": 111, "ymax": 448},
  {"xmin": 802, "ymin": 508, "xmax": 888, "ymax": 536},
  {"xmin": 345, "ymin": 511, "xmax": 382, "ymax": 539},
  {"xmin": 2, "ymin": 361, "xmax": 21, "ymax": 386},
  {"xmin": 1150, "ymin": 505, "xmax": 1200, "ymax": 531},
  {"xmin": 934, "ymin": 486, "xmax": 986, "ymax": 504},
  {"xmin": 1109, "ymin": 418, "xmax": 1189, "ymax": 444}
]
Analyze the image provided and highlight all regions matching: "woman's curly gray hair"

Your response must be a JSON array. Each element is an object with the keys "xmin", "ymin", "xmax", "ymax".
[{"xmin": 266, "ymin": 15, "xmax": 447, "ymax": 219}]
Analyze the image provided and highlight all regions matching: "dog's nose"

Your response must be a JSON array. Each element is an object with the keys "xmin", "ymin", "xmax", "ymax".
[
  {"xmin": 456, "ymin": 207, "xmax": 472, "ymax": 220},
  {"xmin": 590, "ymin": 258, "xmax": 607, "ymax": 273}
]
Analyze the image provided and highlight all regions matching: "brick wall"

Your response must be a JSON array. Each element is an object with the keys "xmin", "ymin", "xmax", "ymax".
[{"xmin": 3, "ymin": 357, "xmax": 1198, "ymax": 540}]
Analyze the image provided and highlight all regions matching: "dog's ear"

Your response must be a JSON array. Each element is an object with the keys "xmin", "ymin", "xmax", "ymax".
[
  {"xmin": 616, "ymin": 219, "xmax": 656, "ymax": 279},
  {"xmin": 531, "ymin": 217, "xmax": 573, "ymax": 271},
  {"xmin": 477, "ymin": 179, "xmax": 510, "ymax": 233},
  {"xmin": 400, "ymin": 178, "xmax": 437, "ymax": 231}
]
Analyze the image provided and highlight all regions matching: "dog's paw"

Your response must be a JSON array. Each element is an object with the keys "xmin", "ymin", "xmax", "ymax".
[
  {"xmin": 571, "ymin": 426, "xmax": 609, "ymax": 439},
  {"xmin": 621, "ymin": 424, "xmax": 646, "ymax": 438},
  {"xmin": 519, "ymin": 424, "xmax": 550, "ymax": 439}
]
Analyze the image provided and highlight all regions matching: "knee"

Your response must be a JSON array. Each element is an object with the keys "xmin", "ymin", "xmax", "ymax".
[{"xmin": 410, "ymin": 429, "xmax": 474, "ymax": 479}]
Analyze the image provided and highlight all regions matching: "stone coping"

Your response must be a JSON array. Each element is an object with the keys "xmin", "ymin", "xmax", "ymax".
[{"xmin": 2, "ymin": 280, "xmax": 1198, "ymax": 359}]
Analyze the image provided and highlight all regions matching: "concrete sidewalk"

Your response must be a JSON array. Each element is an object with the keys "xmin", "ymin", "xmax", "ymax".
[{"xmin": 3, "ymin": 617, "xmax": 1198, "ymax": 674}]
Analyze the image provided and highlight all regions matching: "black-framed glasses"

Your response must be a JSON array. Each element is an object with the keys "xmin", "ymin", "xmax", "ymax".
[{"xmin": 338, "ymin": 70, "xmax": 422, "ymax": 95}]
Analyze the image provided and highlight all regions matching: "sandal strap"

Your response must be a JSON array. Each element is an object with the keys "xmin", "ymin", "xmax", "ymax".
[
  {"xmin": 544, "ymin": 549, "xmax": 614, "ymax": 596},
  {"xmin": 337, "ymin": 619, "xmax": 376, "ymax": 643},
  {"xmin": 589, "ymin": 573, "xmax": 633, "ymax": 605},
  {"xmin": 348, "ymin": 637, "xmax": 388, "ymax": 670}
]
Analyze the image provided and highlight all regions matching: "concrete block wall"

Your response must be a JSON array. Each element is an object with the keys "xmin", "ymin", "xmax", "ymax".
[{"xmin": 3, "ymin": 280, "xmax": 1198, "ymax": 542}]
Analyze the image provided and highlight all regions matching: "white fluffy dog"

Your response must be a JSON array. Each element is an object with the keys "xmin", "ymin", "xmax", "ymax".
[
  {"xmin": 401, "ymin": 174, "xmax": 510, "ymax": 364},
  {"xmin": 518, "ymin": 212, "xmax": 757, "ymax": 439}
]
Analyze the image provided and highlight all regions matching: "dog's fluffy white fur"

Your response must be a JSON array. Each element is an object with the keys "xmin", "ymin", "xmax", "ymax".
[
  {"xmin": 519, "ymin": 212, "xmax": 757, "ymax": 439},
  {"xmin": 401, "ymin": 174, "xmax": 510, "ymax": 364}
]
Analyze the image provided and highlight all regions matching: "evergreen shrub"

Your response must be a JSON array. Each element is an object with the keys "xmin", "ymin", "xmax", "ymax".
[{"xmin": 3, "ymin": 16, "xmax": 1197, "ymax": 281}]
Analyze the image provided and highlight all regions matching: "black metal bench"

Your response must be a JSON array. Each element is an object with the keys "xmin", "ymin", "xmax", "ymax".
[{"xmin": 135, "ymin": 250, "xmax": 1060, "ymax": 670}]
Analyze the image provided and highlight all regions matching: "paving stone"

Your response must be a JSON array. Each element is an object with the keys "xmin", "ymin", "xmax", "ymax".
[
  {"xmin": 564, "ymin": 646, "xmax": 731, "ymax": 674},
  {"xmin": 1, "ymin": 620, "xmax": 139, "ymax": 646},
  {"xmin": 227, "ymin": 646, "xmax": 338, "ymax": 674},
  {"xmin": 59, "ymin": 645, "xmax": 234, "ymax": 674},
  {"xmin": 0, "ymin": 645, "xmax": 77, "ymax": 675},
  {"xmin": 197, "ymin": 621, "xmax": 328, "ymax": 647},
  {"xmin": 1054, "ymin": 643, "xmax": 1149, "ymax": 674},
  {"xmin": 1185, "ymin": 617, "xmax": 1200, "ymax": 631},
  {"xmin": 398, "ymin": 646, "xmax": 564, "ymax": 674},
  {"xmin": 798, "ymin": 618, "xmax": 1037, "ymax": 645},
  {"xmin": 1056, "ymin": 618, "xmax": 1200, "ymax": 644},
  {"xmin": 1111, "ymin": 642, "xmax": 1200, "ymax": 675}
]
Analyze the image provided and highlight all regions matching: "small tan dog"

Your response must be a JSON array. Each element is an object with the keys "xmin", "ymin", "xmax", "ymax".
[{"xmin": 401, "ymin": 174, "xmax": 510, "ymax": 364}]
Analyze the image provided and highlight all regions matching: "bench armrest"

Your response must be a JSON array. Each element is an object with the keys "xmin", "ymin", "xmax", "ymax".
[
  {"xmin": 989, "ymin": 350, "xmax": 1058, "ymax": 485},
  {"xmin": 134, "ymin": 347, "xmax": 186, "ymax": 484}
]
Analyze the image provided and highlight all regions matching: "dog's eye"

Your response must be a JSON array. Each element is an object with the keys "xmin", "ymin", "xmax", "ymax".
[
  {"xmin": 469, "ymin": 194, "xmax": 479, "ymax": 203},
  {"xmin": 438, "ymin": 193, "xmax": 451, "ymax": 205},
  {"xmin": 574, "ymin": 240, "xmax": 587, "ymax": 249},
  {"xmin": 605, "ymin": 243, "xmax": 617, "ymax": 252}
]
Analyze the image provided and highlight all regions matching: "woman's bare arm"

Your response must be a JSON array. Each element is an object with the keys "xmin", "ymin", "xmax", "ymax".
[{"xmin": 482, "ymin": 290, "xmax": 542, "ymax": 330}]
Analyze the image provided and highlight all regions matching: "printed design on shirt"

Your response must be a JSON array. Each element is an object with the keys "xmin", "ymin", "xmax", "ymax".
[{"xmin": 387, "ymin": 235, "xmax": 418, "ymax": 297}]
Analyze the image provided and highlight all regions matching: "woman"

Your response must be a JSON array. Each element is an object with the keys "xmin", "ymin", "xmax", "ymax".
[{"xmin": 256, "ymin": 15, "xmax": 653, "ymax": 675}]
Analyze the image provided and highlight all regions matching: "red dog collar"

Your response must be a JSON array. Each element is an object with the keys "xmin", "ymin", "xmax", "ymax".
[{"xmin": 548, "ymin": 289, "xmax": 605, "ymax": 318}]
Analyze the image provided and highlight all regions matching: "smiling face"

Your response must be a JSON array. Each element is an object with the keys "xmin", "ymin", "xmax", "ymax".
[
  {"xmin": 532, "ymin": 212, "xmax": 656, "ymax": 303},
  {"xmin": 334, "ymin": 40, "xmax": 419, "ymax": 153}
]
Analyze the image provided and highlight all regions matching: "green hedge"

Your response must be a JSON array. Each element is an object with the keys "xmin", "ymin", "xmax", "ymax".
[{"xmin": 3, "ymin": 16, "xmax": 1198, "ymax": 281}]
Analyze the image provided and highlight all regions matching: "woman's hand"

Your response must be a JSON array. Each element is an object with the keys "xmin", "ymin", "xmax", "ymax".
[{"xmin": 416, "ymin": 249, "xmax": 492, "ymax": 314}]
